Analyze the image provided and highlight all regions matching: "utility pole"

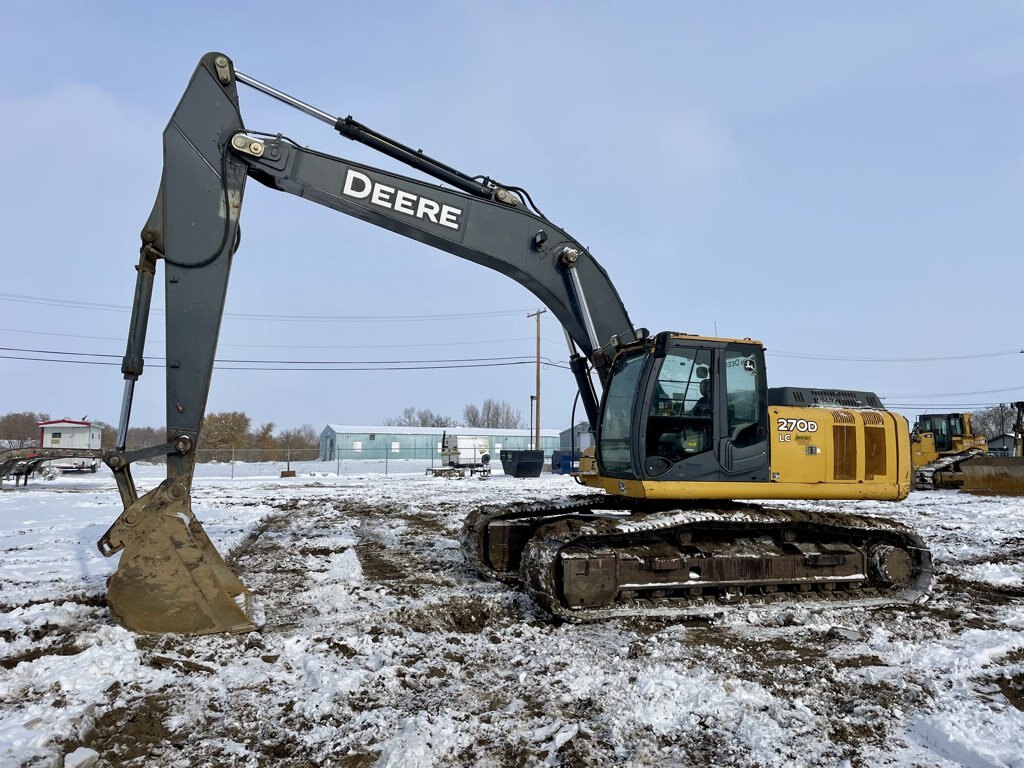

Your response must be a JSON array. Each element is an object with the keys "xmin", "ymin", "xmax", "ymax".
[
  {"xmin": 527, "ymin": 309, "xmax": 546, "ymax": 451},
  {"xmin": 529, "ymin": 395, "xmax": 536, "ymax": 449}
]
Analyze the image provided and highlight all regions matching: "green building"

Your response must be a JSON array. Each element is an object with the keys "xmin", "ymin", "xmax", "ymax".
[{"xmin": 318, "ymin": 424, "xmax": 560, "ymax": 462}]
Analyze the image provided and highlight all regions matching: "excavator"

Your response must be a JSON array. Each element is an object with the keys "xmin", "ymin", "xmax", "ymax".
[{"xmin": 93, "ymin": 53, "xmax": 931, "ymax": 634}]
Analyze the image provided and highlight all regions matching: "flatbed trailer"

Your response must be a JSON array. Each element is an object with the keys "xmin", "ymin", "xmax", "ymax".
[{"xmin": 0, "ymin": 447, "xmax": 106, "ymax": 487}]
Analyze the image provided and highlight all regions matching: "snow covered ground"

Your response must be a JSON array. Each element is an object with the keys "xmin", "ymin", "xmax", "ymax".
[{"xmin": 1, "ymin": 461, "xmax": 1022, "ymax": 767}]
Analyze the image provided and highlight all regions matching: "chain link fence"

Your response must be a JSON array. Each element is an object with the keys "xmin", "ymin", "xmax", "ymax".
[
  {"xmin": 196, "ymin": 447, "xmax": 320, "ymax": 464},
  {"xmin": 193, "ymin": 446, "xmax": 455, "ymax": 477}
]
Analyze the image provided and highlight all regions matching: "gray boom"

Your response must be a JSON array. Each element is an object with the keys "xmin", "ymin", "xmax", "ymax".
[
  {"xmin": 100, "ymin": 51, "xmax": 641, "ymax": 634},
  {"xmin": 118, "ymin": 52, "xmax": 637, "ymax": 472}
]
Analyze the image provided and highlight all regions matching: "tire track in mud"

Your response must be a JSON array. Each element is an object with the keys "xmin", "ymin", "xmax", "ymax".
[
  {"xmin": 71, "ymin": 494, "xmax": 545, "ymax": 767},
  {"xmin": 68, "ymin": 496, "xmax": 378, "ymax": 766}
]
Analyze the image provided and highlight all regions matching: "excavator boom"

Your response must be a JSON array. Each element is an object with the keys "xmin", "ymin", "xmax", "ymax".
[{"xmin": 101, "ymin": 52, "xmax": 638, "ymax": 633}]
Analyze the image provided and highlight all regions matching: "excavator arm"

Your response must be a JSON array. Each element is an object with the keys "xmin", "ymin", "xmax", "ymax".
[
  {"xmin": 100, "ymin": 52, "xmax": 637, "ymax": 633},
  {"xmin": 237, "ymin": 126, "xmax": 640, "ymax": 384}
]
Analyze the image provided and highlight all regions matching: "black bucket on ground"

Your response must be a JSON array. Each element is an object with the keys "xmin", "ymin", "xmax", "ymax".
[{"xmin": 500, "ymin": 449, "xmax": 545, "ymax": 478}]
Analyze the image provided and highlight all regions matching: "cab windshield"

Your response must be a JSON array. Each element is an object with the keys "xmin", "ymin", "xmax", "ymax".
[{"xmin": 598, "ymin": 352, "xmax": 645, "ymax": 475}]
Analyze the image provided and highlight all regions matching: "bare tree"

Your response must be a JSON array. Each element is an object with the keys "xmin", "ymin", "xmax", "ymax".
[
  {"xmin": 462, "ymin": 403, "xmax": 481, "ymax": 427},
  {"xmin": 384, "ymin": 406, "xmax": 458, "ymax": 428},
  {"xmin": 125, "ymin": 425, "xmax": 165, "ymax": 454},
  {"xmin": 279, "ymin": 425, "xmax": 318, "ymax": 448},
  {"xmin": 462, "ymin": 399, "xmax": 523, "ymax": 429},
  {"xmin": 0, "ymin": 411, "xmax": 50, "ymax": 448},
  {"xmin": 273, "ymin": 424, "xmax": 319, "ymax": 462},
  {"xmin": 248, "ymin": 422, "xmax": 276, "ymax": 462},
  {"xmin": 970, "ymin": 404, "xmax": 1018, "ymax": 439}
]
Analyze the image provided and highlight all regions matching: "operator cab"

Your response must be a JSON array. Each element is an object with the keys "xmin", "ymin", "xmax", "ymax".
[
  {"xmin": 597, "ymin": 332, "xmax": 769, "ymax": 483},
  {"xmin": 913, "ymin": 413, "xmax": 965, "ymax": 454}
]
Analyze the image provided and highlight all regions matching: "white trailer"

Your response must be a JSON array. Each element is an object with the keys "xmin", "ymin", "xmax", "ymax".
[
  {"xmin": 37, "ymin": 420, "xmax": 103, "ymax": 473},
  {"xmin": 428, "ymin": 432, "xmax": 491, "ymax": 478}
]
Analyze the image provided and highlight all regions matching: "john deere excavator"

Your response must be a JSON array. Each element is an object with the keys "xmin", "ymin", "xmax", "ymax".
[{"xmin": 95, "ymin": 53, "xmax": 931, "ymax": 634}]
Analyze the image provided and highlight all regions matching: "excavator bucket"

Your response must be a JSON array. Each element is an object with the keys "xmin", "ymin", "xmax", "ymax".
[
  {"xmin": 959, "ymin": 456, "xmax": 1024, "ymax": 496},
  {"xmin": 99, "ymin": 480, "xmax": 256, "ymax": 634}
]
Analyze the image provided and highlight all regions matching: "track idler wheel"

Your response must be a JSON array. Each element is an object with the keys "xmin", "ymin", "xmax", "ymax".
[{"xmin": 868, "ymin": 544, "xmax": 913, "ymax": 588}]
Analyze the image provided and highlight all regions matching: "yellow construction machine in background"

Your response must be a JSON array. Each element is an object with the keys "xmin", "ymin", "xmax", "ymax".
[
  {"xmin": 958, "ymin": 402, "xmax": 1024, "ymax": 496},
  {"xmin": 911, "ymin": 404, "xmax": 1024, "ymax": 494}
]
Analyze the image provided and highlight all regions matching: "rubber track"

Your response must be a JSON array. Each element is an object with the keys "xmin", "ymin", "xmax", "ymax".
[
  {"xmin": 516, "ymin": 506, "xmax": 932, "ymax": 622},
  {"xmin": 914, "ymin": 448, "xmax": 985, "ymax": 490},
  {"xmin": 460, "ymin": 495, "xmax": 631, "ymax": 582}
]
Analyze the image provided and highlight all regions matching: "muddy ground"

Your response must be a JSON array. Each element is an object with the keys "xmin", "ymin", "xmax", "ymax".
[{"xmin": 2, "ymin": 475, "xmax": 1023, "ymax": 767}]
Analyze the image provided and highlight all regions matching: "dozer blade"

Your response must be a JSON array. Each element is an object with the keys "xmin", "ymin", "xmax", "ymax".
[
  {"xmin": 959, "ymin": 456, "xmax": 1024, "ymax": 496},
  {"xmin": 98, "ymin": 480, "xmax": 256, "ymax": 634}
]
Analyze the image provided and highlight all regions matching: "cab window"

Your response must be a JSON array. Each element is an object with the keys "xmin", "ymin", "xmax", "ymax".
[
  {"xmin": 725, "ymin": 349, "xmax": 760, "ymax": 445},
  {"xmin": 644, "ymin": 348, "xmax": 714, "ymax": 465},
  {"xmin": 599, "ymin": 352, "xmax": 644, "ymax": 474},
  {"xmin": 650, "ymin": 348, "xmax": 712, "ymax": 416}
]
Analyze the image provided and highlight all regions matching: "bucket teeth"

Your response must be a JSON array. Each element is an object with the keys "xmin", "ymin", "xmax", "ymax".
[{"xmin": 100, "ymin": 480, "xmax": 256, "ymax": 635}]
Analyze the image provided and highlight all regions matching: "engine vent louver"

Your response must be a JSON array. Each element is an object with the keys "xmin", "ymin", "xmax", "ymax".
[
  {"xmin": 767, "ymin": 387, "xmax": 886, "ymax": 409},
  {"xmin": 811, "ymin": 389, "xmax": 868, "ymax": 407}
]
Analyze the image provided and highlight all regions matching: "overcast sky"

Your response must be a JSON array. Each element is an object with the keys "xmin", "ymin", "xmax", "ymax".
[{"xmin": 1, "ymin": 2, "xmax": 1021, "ymax": 434}]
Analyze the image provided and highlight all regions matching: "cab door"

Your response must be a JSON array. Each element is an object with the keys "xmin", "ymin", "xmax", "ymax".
[{"xmin": 718, "ymin": 343, "xmax": 769, "ymax": 478}]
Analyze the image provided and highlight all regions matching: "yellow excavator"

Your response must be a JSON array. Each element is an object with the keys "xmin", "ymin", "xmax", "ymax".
[{"xmin": 92, "ymin": 53, "xmax": 931, "ymax": 634}]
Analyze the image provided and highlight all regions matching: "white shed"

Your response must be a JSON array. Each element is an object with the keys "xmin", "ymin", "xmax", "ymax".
[{"xmin": 38, "ymin": 420, "xmax": 103, "ymax": 450}]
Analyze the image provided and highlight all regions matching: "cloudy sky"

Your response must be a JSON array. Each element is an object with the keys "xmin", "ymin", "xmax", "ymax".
[{"xmin": 1, "ymin": 2, "xmax": 1021, "ymax": 434}]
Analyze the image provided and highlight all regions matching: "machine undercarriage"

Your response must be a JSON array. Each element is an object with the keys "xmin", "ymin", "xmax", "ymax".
[
  {"xmin": 912, "ymin": 448, "xmax": 986, "ymax": 491},
  {"xmin": 462, "ymin": 500, "xmax": 932, "ymax": 621}
]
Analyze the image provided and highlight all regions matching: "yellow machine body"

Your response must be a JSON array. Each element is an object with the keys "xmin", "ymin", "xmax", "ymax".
[
  {"xmin": 580, "ymin": 405, "xmax": 911, "ymax": 501},
  {"xmin": 910, "ymin": 412, "xmax": 988, "ymax": 469}
]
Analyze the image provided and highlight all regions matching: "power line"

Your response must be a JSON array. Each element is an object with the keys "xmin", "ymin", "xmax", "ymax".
[
  {"xmin": 0, "ymin": 326, "xmax": 568, "ymax": 351},
  {"xmin": 884, "ymin": 385, "xmax": 1024, "ymax": 398},
  {"xmin": 0, "ymin": 347, "xmax": 573, "ymax": 372},
  {"xmin": 0, "ymin": 292, "xmax": 533, "ymax": 323},
  {"xmin": 887, "ymin": 403, "xmax": 1009, "ymax": 410},
  {"xmin": 0, "ymin": 355, "xmax": 571, "ymax": 372},
  {"xmin": 1, "ymin": 349, "xmax": 1011, "ymax": 405},
  {"xmin": 5, "ymin": 293, "xmax": 1019, "ymax": 361},
  {"xmin": 0, "ymin": 345, "xmax": 544, "ymax": 364},
  {"xmin": 769, "ymin": 349, "xmax": 1022, "ymax": 362}
]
